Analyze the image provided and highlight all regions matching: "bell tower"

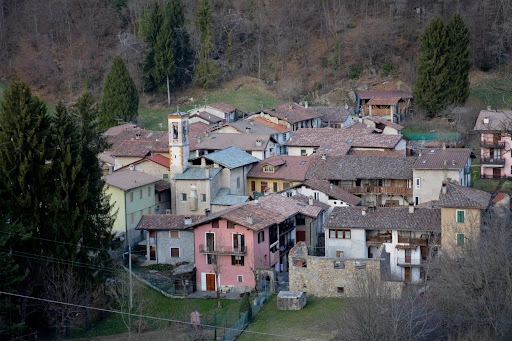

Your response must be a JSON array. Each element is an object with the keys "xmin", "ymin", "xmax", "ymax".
[{"xmin": 167, "ymin": 111, "xmax": 190, "ymax": 177}]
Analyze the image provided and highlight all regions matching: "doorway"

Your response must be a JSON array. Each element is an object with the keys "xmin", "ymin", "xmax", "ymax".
[{"xmin": 206, "ymin": 274, "xmax": 216, "ymax": 291}]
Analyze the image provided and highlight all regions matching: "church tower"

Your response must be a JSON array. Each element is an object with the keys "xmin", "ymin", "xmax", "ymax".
[{"xmin": 167, "ymin": 111, "xmax": 190, "ymax": 177}]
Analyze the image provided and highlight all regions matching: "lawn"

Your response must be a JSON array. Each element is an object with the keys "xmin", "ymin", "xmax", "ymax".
[
  {"xmin": 238, "ymin": 295, "xmax": 346, "ymax": 341},
  {"xmin": 69, "ymin": 278, "xmax": 240, "ymax": 339},
  {"xmin": 470, "ymin": 77, "xmax": 512, "ymax": 110}
]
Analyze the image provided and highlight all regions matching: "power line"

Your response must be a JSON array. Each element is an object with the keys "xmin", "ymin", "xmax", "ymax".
[{"xmin": 0, "ymin": 291, "xmax": 326, "ymax": 341}]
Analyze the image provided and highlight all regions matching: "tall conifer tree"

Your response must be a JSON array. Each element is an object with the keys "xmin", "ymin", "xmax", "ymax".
[
  {"xmin": 194, "ymin": 0, "xmax": 219, "ymax": 88},
  {"xmin": 447, "ymin": 13, "xmax": 471, "ymax": 105},
  {"xmin": 99, "ymin": 55, "xmax": 139, "ymax": 129}
]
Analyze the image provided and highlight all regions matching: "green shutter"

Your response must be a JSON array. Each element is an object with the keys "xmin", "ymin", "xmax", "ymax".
[{"xmin": 457, "ymin": 233, "xmax": 465, "ymax": 246}]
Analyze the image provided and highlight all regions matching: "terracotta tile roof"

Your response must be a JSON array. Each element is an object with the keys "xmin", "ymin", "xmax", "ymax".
[
  {"xmin": 190, "ymin": 111, "xmax": 222, "ymax": 124},
  {"xmin": 195, "ymin": 133, "xmax": 272, "ymax": 151},
  {"xmin": 492, "ymin": 192, "xmax": 507, "ymax": 204},
  {"xmin": 112, "ymin": 139, "xmax": 168, "ymax": 157},
  {"xmin": 292, "ymin": 193, "xmax": 331, "ymax": 212},
  {"xmin": 312, "ymin": 106, "xmax": 353, "ymax": 123},
  {"xmin": 207, "ymin": 102, "xmax": 239, "ymax": 113},
  {"xmin": 348, "ymin": 149, "xmax": 406, "ymax": 157},
  {"xmin": 365, "ymin": 116, "xmax": 404, "ymax": 130},
  {"xmin": 228, "ymin": 119, "xmax": 281, "ymax": 135},
  {"xmin": 302, "ymin": 179, "xmax": 362, "ymax": 206},
  {"xmin": 257, "ymin": 193, "xmax": 325, "ymax": 218},
  {"xmin": 306, "ymin": 154, "xmax": 416, "ymax": 181},
  {"xmin": 414, "ymin": 148, "xmax": 471, "ymax": 169},
  {"xmin": 251, "ymin": 116, "xmax": 290, "ymax": 132},
  {"xmin": 367, "ymin": 97, "xmax": 401, "ymax": 105},
  {"xmin": 356, "ymin": 90, "xmax": 413, "ymax": 100},
  {"xmin": 135, "ymin": 214, "xmax": 203, "ymax": 231},
  {"xmin": 107, "ymin": 129, "xmax": 168, "ymax": 152},
  {"xmin": 189, "ymin": 122, "xmax": 211, "ymax": 151},
  {"xmin": 247, "ymin": 155, "xmax": 312, "ymax": 181},
  {"xmin": 473, "ymin": 109, "xmax": 512, "ymax": 131},
  {"xmin": 438, "ymin": 182, "xmax": 491, "ymax": 209},
  {"xmin": 104, "ymin": 169, "xmax": 161, "ymax": 191},
  {"xmin": 190, "ymin": 203, "xmax": 288, "ymax": 231},
  {"xmin": 201, "ymin": 146, "xmax": 260, "ymax": 169},
  {"xmin": 155, "ymin": 180, "xmax": 170, "ymax": 192},
  {"xmin": 104, "ymin": 123, "xmax": 139, "ymax": 136},
  {"xmin": 286, "ymin": 128, "xmax": 404, "ymax": 150},
  {"xmin": 145, "ymin": 154, "xmax": 170, "ymax": 168},
  {"xmin": 324, "ymin": 206, "xmax": 440, "ymax": 231},
  {"xmin": 261, "ymin": 103, "xmax": 323, "ymax": 124}
]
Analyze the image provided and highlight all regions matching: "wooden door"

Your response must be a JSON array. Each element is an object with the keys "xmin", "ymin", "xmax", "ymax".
[
  {"xmin": 206, "ymin": 274, "xmax": 216, "ymax": 291},
  {"xmin": 404, "ymin": 268, "xmax": 411, "ymax": 282},
  {"xmin": 296, "ymin": 230, "xmax": 306, "ymax": 243},
  {"xmin": 493, "ymin": 168, "xmax": 502, "ymax": 179}
]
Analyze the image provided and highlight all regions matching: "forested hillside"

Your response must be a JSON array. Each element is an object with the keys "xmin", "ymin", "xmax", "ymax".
[{"xmin": 0, "ymin": 0, "xmax": 510, "ymax": 103}]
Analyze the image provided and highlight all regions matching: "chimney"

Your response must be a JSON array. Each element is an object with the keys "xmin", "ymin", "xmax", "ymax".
[
  {"xmin": 321, "ymin": 153, "xmax": 327, "ymax": 160},
  {"xmin": 166, "ymin": 209, "xmax": 171, "ymax": 214},
  {"xmin": 255, "ymin": 140, "xmax": 263, "ymax": 147},
  {"xmin": 487, "ymin": 105, "xmax": 492, "ymax": 111},
  {"xmin": 409, "ymin": 203, "xmax": 415, "ymax": 214},
  {"xmin": 204, "ymin": 208, "xmax": 211, "ymax": 217},
  {"xmin": 246, "ymin": 127, "xmax": 251, "ymax": 133},
  {"xmin": 442, "ymin": 183, "xmax": 447, "ymax": 194},
  {"xmin": 246, "ymin": 214, "xmax": 254, "ymax": 225},
  {"xmin": 309, "ymin": 196, "xmax": 314, "ymax": 205},
  {"xmin": 254, "ymin": 199, "xmax": 260, "ymax": 206},
  {"xmin": 184, "ymin": 216, "xmax": 192, "ymax": 225},
  {"xmin": 362, "ymin": 208, "xmax": 367, "ymax": 216},
  {"xmin": 330, "ymin": 183, "xmax": 333, "ymax": 191},
  {"xmin": 205, "ymin": 166, "xmax": 210, "ymax": 178},
  {"xmin": 129, "ymin": 165, "xmax": 135, "ymax": 171},
  {"xmin": 483, "ymin": 116, "xmax": 490, "ymax": 124},
  {"xmin": 305, "ymin": 101, "xmax": 308, "ymax": 109},
  {"xmin": 442, "ymin": 142, "xmax": 446, "ymax": 150},
  {"xmin": 443, "ymin": 160, "xmax": 447, "ymax": 167}
]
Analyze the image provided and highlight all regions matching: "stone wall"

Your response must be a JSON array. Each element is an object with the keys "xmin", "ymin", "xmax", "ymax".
[{"xmin": 289, "ymin": 242, "xmax": 403, "ymax": 297}]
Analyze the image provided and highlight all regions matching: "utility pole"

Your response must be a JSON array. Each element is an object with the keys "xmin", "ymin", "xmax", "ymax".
[{"xmin": 129, "ymin": 243, "xmax": 133, "ymax": 310}]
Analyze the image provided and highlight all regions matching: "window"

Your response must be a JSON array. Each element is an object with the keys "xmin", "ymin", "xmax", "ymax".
[
  {"xmin": 337, "ymin": 287, "xmax": 345, "ymax": 294},
  {"xmin": 163, "ymin": 174, "xmax": 169, "ymax": 181},
  {"xmin": 263, "ymin": 165, "xmax": 274, "ymax": 173},
  {"xmin": 283, "ymin": 182, "xmax": 291, "ymax": 189},
  {"xmin": 261, "ymin": 182, "xmax": 268, "ymax": 192},
  {"xmin": 170, "ymin": 231, "xmax": 179, "ymax": 238},
  {"xmin": 258, "ymin": 231, "xmax": 265, "ymax": 243},
  {"xmin": 273, "ymin": 182, "xmax": 278, "ymax": 192},
  {"xmin": 147, "ymin": 187, "xmax": 151, "ymax": 197},
  {"xmin": 456, "ymin": 233, "xmax": 465, "ymax": 246},
  {"xmin": 232, "ymin": 255, "xmax": 244, "ymax": 266},
  {"xmin": 301, "ymin": 149, "xmax": 307, "ymax": 156},
  {"xmin": 158, "ymin": 194, "xmax": 162, "ymax": 202},
  {"xmin": 456, "ymin": 210, "xmax": 465, "ymax": 223},
  {"xmin": 181, "ymin": 193, "xmax": 187, "ymax": 201},
  {"xmin": 415, "ymin": 177, "xmax": 421, "ymax": 189},
  {"xmin": 237, "ymin": 275, "xmax": 244, "ymax": 282},
  {"xmin": 201, "ymin": 194, "xmax": 206, "ymax": 202},
  {"xmin": 207, "ymin": 254, "xmax": 217, "ymax": 264},
  {"xmin": 336, "ymin": 250, "xmax": 344, "ymax": 258},
  {"xmin": 334, "ymin": 261, "xmax": 345, "ymax": 269},
  {"xmin": 227, "ymin": 221, "xmax": 235, "ymax": 229},
  {"xmin": 139, "ymin": 189, "xmax": 143, "ymax": 199},
  {"xmin": 148, "ymin": 207, "xmax": 152, "ymax": 214},
  {"xmin": 251, "ymin": 181, "xmax": 256, "ymax": 192},
  {"xmin": 415, "ymin": 196, "xmax": 419, "ymax": 206},
  {"xmin": 170, "ymin": 247, "xmax": 180, "ymax": 257},
  {"xmin": 314, "ymin": 192, "xmax": 319, "ymax": 200},
  {"xmin": 212, "ymin": 220, "xmax": 219, "ymax": 228},
  {"xmin": 329, "ymin": 229, "xmax": 351, "ymax": 239},
  {"xmin": 293, "ymin": 259, "xmax": 307, "ymax": 267},
  {"xmin": 130, "ymin": 213, "xmax": 134, "ymax": 223},
  {"xmin": 130, "ymin": 192, "xmax": 133, "ymax": 202}
]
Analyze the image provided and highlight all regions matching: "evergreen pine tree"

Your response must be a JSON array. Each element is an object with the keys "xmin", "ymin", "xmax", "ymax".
[
  {"xmin": 99, "ymin": 56, "xmax": 139, "ymax": 129},
  {"xmin": 414, "ymin": 17, "xmax": 450, "ymax": 117},
  {"xmin": 447, "ymin": 13, "xmax": 471, "ymax": 105},
  {"xmin": 194, "ymin": 0, "xmax": 219, "ymax": 88},
  {"xmin": 141, "ymin": 1, "xmax": 163, "ymax": 93},
  {"xmin": 168, "ymin": 0, "xmax": 192, "ymax": 88}
]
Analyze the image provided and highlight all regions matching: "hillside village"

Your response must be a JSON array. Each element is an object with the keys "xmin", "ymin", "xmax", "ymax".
[{"xmin": 102, "ymin": 91, "xmax": 511, "ymax": 299}]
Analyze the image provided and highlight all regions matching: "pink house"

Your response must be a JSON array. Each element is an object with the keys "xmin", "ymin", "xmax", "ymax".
[
  {"xmin": 191, "ymin": 203, "xmax": 289, "ymax": 293},
  {"xmin": 474, "ymin": 109, "xmax": 512, "ymax": 179}
]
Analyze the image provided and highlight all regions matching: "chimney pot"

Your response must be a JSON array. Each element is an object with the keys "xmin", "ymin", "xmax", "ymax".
[
  {"xmin": 409, "ymin": 203, "xmax": 415, "ymax": 214},
  {"xmin": 246, "ymin": 214, "xmax": 254, "ymax": 225},
  {"xmin": 362, "ymin": 208, "xmax": 367, "ymax": 216},
  {"xmin": 308, "ymin": 196, "xmax": 314, "ymax": 205}
]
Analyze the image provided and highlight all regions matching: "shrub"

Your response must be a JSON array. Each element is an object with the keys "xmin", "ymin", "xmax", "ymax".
[
  {"xmin": 347, "ymin": 64, "xmax": 362, "ymax": 79},
  {"xmin": 133, "ymin": 319, "xmax": 147, "ymax": 332}
]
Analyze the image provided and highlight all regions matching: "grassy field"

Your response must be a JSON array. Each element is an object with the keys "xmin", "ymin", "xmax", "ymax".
[
  {"xmin": 238, "ymin": 295, "xmax": 346, "ymax": 341},
  {"xmin": 69, "ymin": 279, "xmax": 240, "ymax": 339},
  {"xmin": 470, "ymin": 77, "xmax": 512, "ymax": 110}
]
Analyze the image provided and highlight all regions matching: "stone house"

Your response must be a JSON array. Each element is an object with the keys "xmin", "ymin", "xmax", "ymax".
[
  {"xmin": 188, "ymin": 102, "xmax": 244, "ymax": 123},
  {"xmin": 194, "ymin": 133, "xmax": 277, "ymax": 160},
  {"xmin": 252, "ymin": 103, "xmax": 323, "ymax": 132},
  {"xmin": 356, "ymin": 90, "xmax": 413, "ymax": 123},
  {"xmin": 412, "ymin": 147, "xmax": 472, "ymax": 205},
  {"xmin": 473, "ymin": 109, "xmax": 512, "ymax": 179},
  {"xmin": 314, "ymin": 105, "xmax": 354, "ymax": 129}
]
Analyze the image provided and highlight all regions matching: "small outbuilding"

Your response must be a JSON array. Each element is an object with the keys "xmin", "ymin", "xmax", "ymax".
[{"xmin": 277, "ymin": 291, "xmax": 307, "ymax": 310}]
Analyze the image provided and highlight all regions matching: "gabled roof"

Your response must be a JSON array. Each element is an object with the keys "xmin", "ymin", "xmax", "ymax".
[
  {"xmin": 367, "ymin": 97, "xmax": 401, "ymax": 105},
  {"xmin": 112, "ymin": 139, "xmax": 168, "ymax": 157},
  {"xmin": 173, "ymin": 166, "xmax": 222, "ymax": 180},
  {"xmin": 251, "ymin": 116, "xmax": 290, "ymax": 132},
  {"xmin": 104, "ymin": 169, "xmax": 160, "ymax": 191},
  {"xmin": 357, "ymin": 90, "xmax": 413, "ymax": 100},
  {"xmin": 195, "ymin": 133, "xmax": 272, "ymax": 151},
  {"xmin": 201, "ymin": 146, "xmax": 260, "ymax": 169},
  {"xmin": 301, "ymin": 179, "xmax": 362, "ymax": 206},
  {"xmin": 364, "ymin": 116, "xmax": 404, "ymax": 131},
  {"xmin": 324, "ymin": 206, "xmax": 440, "ymax": 231},
  {"xmin": 228, "ymin": 119, "xmax": 281, "ymax": 135},
  {"xmin": 207, "ymin": 102, "xmax": 239, "ymax": 113},
  {"xmin": 261, "ymin": 103, "xmax": 323, "ymax": 124},
  {"xmin": 145, "ymin": 154, "xmax": 170, "ymax": 168},
  {"xmin": 257, "ymin": 193, "xmax": 325, "ymax": 218},
  {"xmin": 107, "ymin": 129, "xmax": 167, "ymax": 152},
  {"xmin": 247, "ymin": 155, "xmax": 312, "ymax": 181},
  {"xmin": 414, "ymin": 148, "xmax": 471, "ymax": 170},
  {"xmin": 189, "ymin": 122, "xmax": 211, "ymax": 151},
  {"xmin": 438, "ymin": 182, "xmax": 491, "ymax": 209},
  {"xmin": 135, "ymin": 214, "xmax": 203, "ymax": 231},
  {"xmin": 473, "ymin": 109, "xmax": 512, "ymax": 131},
  {"xmin": 155, "ymin": 180, "xmax": 170, "ymax": 192},
  {"xmin": 190, "ymin": 203, "xmax": 289, "ymax": 231},
  {"xmin": 104, "ymin": 123, "xmax": 139, "ymax": 136},
  {"xmin": 190, "ymin": 111, "xmax": 223, "ymax": 124},
  {"xmin": 312, "ymin": 106, "xmax": 353, "ymax": 123},
  {"xmin": 306, "ymin": 154, "xmax": 416, "ymax": 181}
]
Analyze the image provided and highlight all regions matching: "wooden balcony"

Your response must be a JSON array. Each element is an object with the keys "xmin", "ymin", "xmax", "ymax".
[
  {"xmin": 341, "ymin": 186, "xmax": 412, "ymax": 196},
  {"xmin": 481, "ymin": 158, "xmax": 505, "ymax": 167},
  {"xmin": 397, "ymin": 236, "xmax": 428, "ymax": 246},
  {"xmin": 366, "ymin": 234, "xmax": 392, "ymax": 244},
  {"xmin": 480, "ymin": 141, "xmax": 505, "ymax": 149},
  {"xmin": 199, "ymin": 244, "xmax": 247, "ymax": 255}
]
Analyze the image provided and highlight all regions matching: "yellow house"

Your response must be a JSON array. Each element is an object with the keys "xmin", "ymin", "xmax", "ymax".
[{"xmin": 246, "ymin": 155, "xmax": 312, "ymax": 197}]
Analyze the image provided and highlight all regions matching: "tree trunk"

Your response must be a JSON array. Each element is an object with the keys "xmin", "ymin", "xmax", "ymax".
[{"xmin": 167, "ymin": 75, "xmax": 171, "ymax": 107}]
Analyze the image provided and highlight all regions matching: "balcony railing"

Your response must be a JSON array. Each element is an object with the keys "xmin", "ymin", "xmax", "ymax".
[
  {"xmin": 397, "ymin": 236, "xmax": 428, "ymax": 246},
  {"xmin": 481, "ymin": 158, "xmax": 505, "ymax": 166},
  {"xmin": 199, "ymin": 244, "xmax": 247, "ymax": 255},
  {"xmin": 397, "ymin": 258, "xmax": 424, "ymax": 267},
  {"xmin": 341, "ymin": 186, "xmax": 412, "ymax": 196},
  {"xmin": 366, "ymin": 235, "xmax": 392, "ymax": 244},
  {"xmin": 480, "ymin": 141, "xmax": 505, "ymax": 149}
]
